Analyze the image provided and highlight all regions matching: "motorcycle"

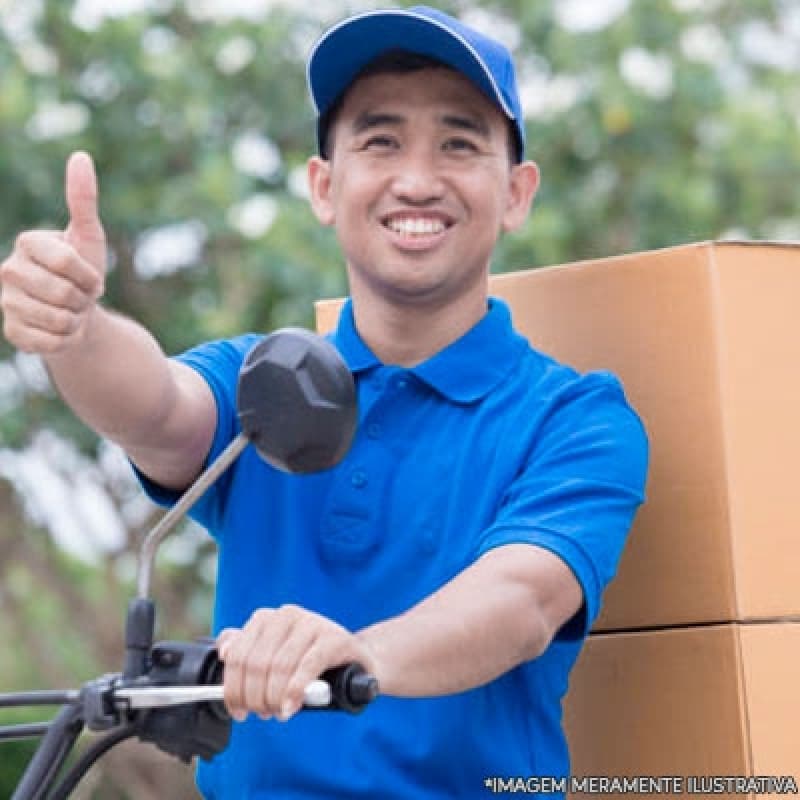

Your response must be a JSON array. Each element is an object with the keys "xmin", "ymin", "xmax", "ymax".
[{"xmin": 0, "ymin": 329, "xmax": 379, "ymax": 799}]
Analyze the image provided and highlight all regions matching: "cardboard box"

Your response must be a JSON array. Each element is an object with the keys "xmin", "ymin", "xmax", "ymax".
[
  {"xmin": 563, "ymin": 622, "xmax": 800, "ymax": 797},
  {"xmin": 316, "ymin": 242, "xmax": 800, "ymax": 630}
]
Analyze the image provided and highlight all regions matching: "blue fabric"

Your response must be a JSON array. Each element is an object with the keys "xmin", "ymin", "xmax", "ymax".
[
  {"xmin": 308, "ymin": 5, "xmax": 527, "ymax": 160},
  {"xmin": 139, "ymin": 297, "xmax": 648, "ymax": 798}
]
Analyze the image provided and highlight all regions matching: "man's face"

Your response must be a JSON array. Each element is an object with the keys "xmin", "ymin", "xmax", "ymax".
[{"xmin": 308, "ymin": 67, "xmax": 539, "ymax": 311}]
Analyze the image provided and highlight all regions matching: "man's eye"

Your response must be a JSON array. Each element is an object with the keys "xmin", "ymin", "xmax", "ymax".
[
  {"xmin": 363, "ymin": 135, "xmax": 397, "ymax": 150},
  {"xmin": 443, "ymin": 137, "xmax": 478, "ymax": 152}
]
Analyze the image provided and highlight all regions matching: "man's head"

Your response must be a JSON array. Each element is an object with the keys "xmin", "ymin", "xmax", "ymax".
[
  {"xmin": 303, "ymin": 7, "xmax": 539, "ymax": 317},
  {"xmin": 307, "ymin": 6, "xmax": 526, "ymax": 164}
]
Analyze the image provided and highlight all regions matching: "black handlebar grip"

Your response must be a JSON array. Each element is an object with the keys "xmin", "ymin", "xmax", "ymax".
[{"xmin": 317, "ymin": 663, "xmax": 380, "ymax": 714}]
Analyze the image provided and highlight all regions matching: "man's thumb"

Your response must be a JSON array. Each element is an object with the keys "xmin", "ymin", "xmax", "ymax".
[{"xmin": 64, "ymin": 150, "xmax": 106, "ymax": 271}]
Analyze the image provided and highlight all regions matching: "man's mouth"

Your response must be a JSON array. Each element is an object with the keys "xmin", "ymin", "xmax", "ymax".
[
  {"xmin": 384, "ymin": 217, "xmax": 448, "ymax": 236},
  {"xmin": 380, "ymin": 213, "xmax": 454, "ymax": 246}
]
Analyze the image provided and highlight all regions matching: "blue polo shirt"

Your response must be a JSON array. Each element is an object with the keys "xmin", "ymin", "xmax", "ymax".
[{"xmin": 141, "ymin": 297, "xmax": 648, "ymax": 799}]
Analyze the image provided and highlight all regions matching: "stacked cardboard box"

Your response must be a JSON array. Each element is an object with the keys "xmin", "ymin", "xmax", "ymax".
[
  {"xmin": 564, "ymin": 622, "xmax": 800, "ymax": 781},
  {"xmin": 316, "ymin": 242, "xmax": 800, "ymax": 794}
]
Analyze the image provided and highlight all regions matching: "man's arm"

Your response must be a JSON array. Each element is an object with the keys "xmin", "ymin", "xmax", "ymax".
[
  {"xmin": 357, "ymin": 543, "xmax": 582, "ymax": 696},
  {"xmin": 0, "ymin": 151, "xmax": 215, "ymax": 489},
  {"xmin": 217, "ymin": 543, "xmax": 581, "ymax": 720},
  {"xmin": 45, "ymin": 309, "xmax": 216, "ymax": 490}
]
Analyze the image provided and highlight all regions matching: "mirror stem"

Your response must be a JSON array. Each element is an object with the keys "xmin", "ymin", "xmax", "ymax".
[{"xmin": 136, "ymin": 433, "xmax": 249, "ymax": 600}]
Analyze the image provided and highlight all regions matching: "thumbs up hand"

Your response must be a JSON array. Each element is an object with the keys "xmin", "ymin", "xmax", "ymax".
[{"xmin": 0, "ymin": 151, "xmax": 107, "ymax": 354}]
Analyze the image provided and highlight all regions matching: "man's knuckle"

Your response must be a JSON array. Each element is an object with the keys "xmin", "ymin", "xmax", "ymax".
[
  {"xmin": 298, "ymin": 649, "xmax": 326, "ymax": 679},
  {"xmin": 2, "ymin": 309, "xmax": 27, "ymax": 339},
  {"xmin": 56, "ymin": 283, "xmax": 82, "ymax": 309},
  {"xmin": 88, "ymin": 274, "xmax": 104, "ymax": 298},
  {"xmin": 2, "ymin": 318, "xmax": 17, "ymax": 342},
  {"xmin": 279, "ymin": 603, "xmax": 304, "ymax": 622},
  {"xmin": 14, "ymin": 232, "xmax": 31, "ymax": 253},
  {"xmin": 224, "ymin": 648, "xmax": 245, "ymax": 670},
  {"xmin": 50, "ymin": 250, "xmax": 73, "ymax": 276},
  {"xmin": 63, "ymin": 314, "xmax": 81, "ymax": 336},
  {"xmin": 46, "ymin": 307, "xmax": 71, "ymax": 334},
  {"xmin": 248, "ymin": 652, "xmax": 272, "ymax": 676},
  {"xmin": 285, "ymin": 678, "xmax": 308, "ymax": 706},
  {"xmin": 0, "ymin": 289, "xmax": 13, "ymax": 314},
  {"xmin": 269, "ymin": 654, "xmax": 294, "ymax": 680},
  {"xmin": 249, "ymin": 609, "xmax": 273, "ymax": 630},
  {"xmin": 0, "ymin": 257, "xmax": 20, "ymax": 284}
]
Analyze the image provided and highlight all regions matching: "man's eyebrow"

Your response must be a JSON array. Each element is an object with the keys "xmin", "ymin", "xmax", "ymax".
[
  {"xmin": 351, "ymin": 111, "xmax": 405, "ymax": 134},
  {"xmin": 441, "ymin": 113, "xmax": 491, "ymax": 138}
]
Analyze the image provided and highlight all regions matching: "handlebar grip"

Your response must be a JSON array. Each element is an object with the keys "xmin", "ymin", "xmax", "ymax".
[
  {"xmin": 314, "ymin": 663, "xmax": 380, "ymax": 713},
  {"xmin": 149, "ymin": 641, "xmax": 380, "ymax": 714}
]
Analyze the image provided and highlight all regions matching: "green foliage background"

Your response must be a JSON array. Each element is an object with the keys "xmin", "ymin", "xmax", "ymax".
[{"xmin": 0, "ymin": 0, "xmax": 798, "ymax": 796}]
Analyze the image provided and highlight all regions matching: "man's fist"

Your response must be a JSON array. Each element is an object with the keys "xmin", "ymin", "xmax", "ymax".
[
  {"xmin": 0, "ymin": 151, "xmax": 107, "ymax": 354},
  {"xmin": 217, "ymin": 605, "xmax": 379, "ymax": 723}
]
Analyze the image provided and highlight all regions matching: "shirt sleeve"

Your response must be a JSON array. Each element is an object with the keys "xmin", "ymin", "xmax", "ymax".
[
  {"xmin": 134, "ymin": 334, "xmax": 260, "ymax": 532},
  {"xmin": 475, "ymin": 372, "xmax": 649, "ymax": 639}
]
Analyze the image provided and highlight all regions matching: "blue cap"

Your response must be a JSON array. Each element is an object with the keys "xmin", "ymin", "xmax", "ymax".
[{"xmin": 307, "ymin": 5, "xmax": 525, "ymax": 161}]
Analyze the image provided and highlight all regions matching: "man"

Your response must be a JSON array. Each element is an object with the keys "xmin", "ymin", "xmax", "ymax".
[{"xmin": 0, "ymin": 6, "xmax": 648, "ymax": 797}]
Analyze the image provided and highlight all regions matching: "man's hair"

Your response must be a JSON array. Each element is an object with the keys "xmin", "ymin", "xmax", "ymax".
[{"xmin": 318, "ymin": 49, "xmax": 521, "ymax": 164}]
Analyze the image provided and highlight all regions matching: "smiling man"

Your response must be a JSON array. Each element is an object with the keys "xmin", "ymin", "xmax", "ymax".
[
  {"xmin": 0, "ymin": 6, "xmax": 648, "ymax": 798},
  {"xmin": 308, "ymin": 63, "xmax": 535, "ymax": 364}
]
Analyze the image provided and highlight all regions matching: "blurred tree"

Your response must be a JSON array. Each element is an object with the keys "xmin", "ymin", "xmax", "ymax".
[
  {"xmin": 1, "ymin": 0, "xmax": 798, "ymax": 796},
  {"xmin": 489, "ymin": 0, "xmax": 799, "ymax": 266}
]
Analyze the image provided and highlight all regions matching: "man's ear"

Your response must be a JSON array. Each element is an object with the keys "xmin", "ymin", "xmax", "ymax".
[
  {"xmin": 502, "ymin": 160, "xmax": 540, "ymax": 233},
  {"xmin": 308, "ymin": 156, "xmax": 335, "ymax": 226}
]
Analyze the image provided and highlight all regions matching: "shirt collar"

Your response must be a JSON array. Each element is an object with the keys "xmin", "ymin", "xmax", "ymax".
[
  {"xmin": 330, "ymin": 298, "xmax": 382, "ymax": 374},
  {"xmin": 331, "ymin": 297, "xmax": 525, "ymax": 404},
  {"xmin": 411, "ymin": 298, "xmax": 526, "ymax": 403}
]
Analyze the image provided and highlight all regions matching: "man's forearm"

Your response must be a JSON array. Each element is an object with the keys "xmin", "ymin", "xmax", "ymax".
[
  {"xmin": 46, "ymin": 307, "xmax": 172, "ymax": 445},
  {"xmin": 356, "ymin": 544, "xmax": 583, "ymax": 697},
  {"xmin": 45, "ymin": 306, "xmax": 214, "ymax": 489}
]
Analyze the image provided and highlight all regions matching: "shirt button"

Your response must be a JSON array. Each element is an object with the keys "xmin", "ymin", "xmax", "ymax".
[
  {"xmin": 367, "ymin": 423, "xmax": 382, "ymax": 439},
  {"xmin": 351, "ymin": 470, "xmax": 368, "ymax": 488},
  {"xmin": 396, "ymin": 377, "xmax": 408, "ymax": 389}
]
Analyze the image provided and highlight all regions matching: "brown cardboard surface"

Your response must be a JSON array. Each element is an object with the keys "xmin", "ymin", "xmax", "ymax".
[
  {"xmin": 315, "ymin": 241, "xmax": 800, "ymax": 629},
  {"xmin": 563, "ymin": 622, "xmax": 800, "ymax": 798},
  {"xmin": 711, "ymin": 247, "xmax": 800, "ymax": 621},
  {"xmin": 739, "ymin": 623, "xmax": 800, "ymax": 775}
]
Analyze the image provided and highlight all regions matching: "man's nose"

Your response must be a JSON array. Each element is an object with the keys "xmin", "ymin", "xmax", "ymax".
[{"xmin": 389, "ymin": 150, "xmax": 445, "ymax": 204}]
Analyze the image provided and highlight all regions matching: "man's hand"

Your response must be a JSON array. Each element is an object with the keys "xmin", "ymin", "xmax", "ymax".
[
  {"xmin": 217, "ymin": 605, "xmax": 379, "ymax": 723},
  {"xmin": 0, "ymin": 151, "xmax": 107, "ymax": 353}
]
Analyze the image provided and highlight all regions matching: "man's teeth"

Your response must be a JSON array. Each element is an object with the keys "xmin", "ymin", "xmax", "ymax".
[{"xmin": 387, "ymin": 218, "xmax": 446, "ymax": 235}]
